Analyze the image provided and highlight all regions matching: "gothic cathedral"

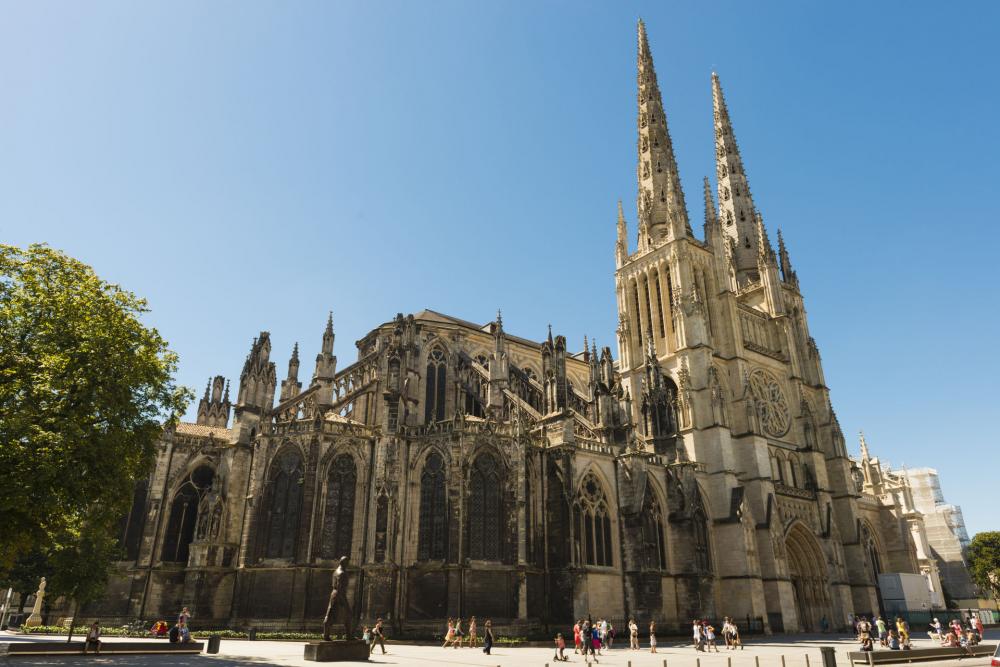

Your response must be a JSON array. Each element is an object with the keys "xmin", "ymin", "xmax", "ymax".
[{"xmin": 92, "ymin": 21, "xmax": 947, "ymax": 634}]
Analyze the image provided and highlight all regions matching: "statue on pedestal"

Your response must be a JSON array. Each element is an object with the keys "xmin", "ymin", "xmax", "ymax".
[
  {"xmin": 25, "ymin": 577, "xmax": 46, "ymax": 627},
  {"xmin": 322, "ymin": 556, "xmax": 353, "ymax": 641}
]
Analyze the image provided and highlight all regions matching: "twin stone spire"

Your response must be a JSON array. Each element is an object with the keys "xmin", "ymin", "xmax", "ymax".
[{"xmin": 623, "ymin": 19, "xmax": 781, "ymax": 287}]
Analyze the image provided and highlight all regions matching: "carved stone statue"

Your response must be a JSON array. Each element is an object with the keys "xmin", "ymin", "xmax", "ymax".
[
  {"xmin": 322, "ymin": 557, "xmax": 353, "ymax": 641},
  {"xmin": 25, "ymin": 577, "xmax": 46, "ymax": 627}
]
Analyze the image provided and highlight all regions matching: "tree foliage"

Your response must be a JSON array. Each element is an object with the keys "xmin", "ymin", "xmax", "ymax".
[
  {"xmin": 0, "ymin": 244, "xmax": 191, "ymax": 574},
  {"xmin": 966, "ymin": 531, "xmax": 1000, "ymax": 603}
]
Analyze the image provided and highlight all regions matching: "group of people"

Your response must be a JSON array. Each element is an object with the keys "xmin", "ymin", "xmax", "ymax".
[
  {"xmin": 568, "ymin": 617, "xmax": 616, "ymax": 661},
  {"xmin": 82, "ymin": 606, "xmax": 196, "ymax": 655},
  {"xmin": 856, "ymin": 613, "xmax": 985, "ymax": 653},
  {"xmin": 359, "ymin": 618, "xmax": 387, "ymax": 655},
  {"xmin": 441, "ymin": 616, "xmax": 495, "ymax": 654},
  {"xmin": 856, "ymin": 615, "xmax": 912, "ymax": 651},
  {"xmin": 693, "ymin": 618, "xmax": 742, "ymax": 651},
  {"xmin": 927, "ymin": 616, "xmax": 984, "ymax": 653}
]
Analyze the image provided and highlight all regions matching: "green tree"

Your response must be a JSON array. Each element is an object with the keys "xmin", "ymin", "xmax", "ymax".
[
  {"xmin": 966, "ymin": 531, "xmax": 1000, "ymax": 607},
  {"xmin": 0, "ymin": 244, "xmax": 191, "ymax": 574}
]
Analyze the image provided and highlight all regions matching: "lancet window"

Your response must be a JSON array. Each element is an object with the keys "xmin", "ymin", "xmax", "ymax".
[
  {"xmin": 260, "ymin": 449, "xmax": 303, "ymax": 560},
  {"xmin": 162, "ymin": 465, "xmax": 214, "ymax": 563},
  {"xmin": 693, "ymin": 494, "xmax": 712, "ymax": 573},
  {"xmin": 575, "ymin": 472, "xmax": 613, "ymax": 567},
  {"xmin": 417, "ymin": 452, "xmax": 448, "ymax": 560},
  {"xmin": 120, "ymin": 478, "xmax": 149, "ymax": 561},
  {"xmin": 468, "ymin": 452, "xmax": 503, "ymax": 560},
  {"xmin": 641, "ymin": 487, "xmax": 667, "ymax": 570},
  {"xmin": 424, "ymin": 347, "xmax": 447, "ymax": 422},
  {"xmin": 321, "ymin": 454, "xmax": 356, "ymax": 560}
]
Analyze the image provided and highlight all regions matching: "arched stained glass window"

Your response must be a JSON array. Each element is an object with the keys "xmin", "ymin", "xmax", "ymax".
[
  {"xmin": 418, "ymin": 453, "xmax": 448, "ymax": 560},
  {"xmin": 425, "ymin": 347, "xmax": 447, "ymax": 422},
  {"xmin": 468, "ymin": 452, "xmax": 502, "ymax": 560},
  {"xmin": 162, "ymin": 466, "xmax": 214, "ymax": 563},
  {"xmin": 321, "ymin": 454, "xmax": 356, "ymax": 560},
  {"xmin": 261, "ymin": 449, "xmax": 304, "ymax": 560},
  {"xmin": 575, "ymin": 472, "xmax": 613, "ymax": 567},
  {"xmin": 120, "ymin": 477, "xmax": 149, "ymax": 561}
]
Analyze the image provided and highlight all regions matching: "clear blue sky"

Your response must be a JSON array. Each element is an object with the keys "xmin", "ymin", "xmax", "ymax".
[{"xmin": 3, "ymin": 2, "xmax": 997, "ymax": 536}]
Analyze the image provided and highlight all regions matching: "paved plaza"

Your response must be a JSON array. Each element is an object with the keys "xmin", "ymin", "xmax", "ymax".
[{"xmin": 2, "ymin": 630, "xmax": 996, "ymax": 667}]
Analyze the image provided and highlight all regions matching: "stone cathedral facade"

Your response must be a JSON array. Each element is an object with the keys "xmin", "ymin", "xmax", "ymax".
[{"xmin": 90, "ymin": 22, "xmax": 953, "ymax": 634}]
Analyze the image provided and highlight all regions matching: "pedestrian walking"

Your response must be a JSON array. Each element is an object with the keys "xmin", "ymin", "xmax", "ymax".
[
  {"xmin": 369, "ymin": 618, "xmax": 386, "ymax": 655},
  {"xmin": 629, "ymin": 617, "xmax": 639, "ymax": 650},
  {"xmin": 482, "ymin": 619, "xmax": 494, "ymax": 655},
  {"xmin": 693, "ymin": 619, "xmax": 704, "ymax": 651},
  {"xmin": 705, "ymin": 622, "xmax": 719, "ymax": 652},
  {"xmin": 442, "ymin": 618, "xmax": 456, "ymax": 648},
  {"xmin": 574, "ymin": 619, "xmax": 582, "ymax": 654},
  {"xmin": 453, "ymin": 616, "xmax": 464, "ymax": 648},
  {"xmin": 467, "ymin": 616, "xmax": 478, "ymax": 648},
  {"xmin": 649, "ymin": 620, "xmax": 657, "ymax": 653}
]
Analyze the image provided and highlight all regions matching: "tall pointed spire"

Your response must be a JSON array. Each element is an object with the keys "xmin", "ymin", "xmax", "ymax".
[
  {"xmin": 615, "ymin": 200, "xmax": 629, "ymax": 266},
  {"xmin": 702, "ymin": 176, "xmax": 719, "ymax": 243},
  {"xmin": 713, "ymin": 72, "xmax": 761, "ymax": 283},
  {"xmin": 755, "ymin": 212, "xmax": 777, "ymax": 267},
  {"xmin": 636, "ymin": 19, "xmax": 690, "ymax": 244},
  {"xmin": 777, "ymin": 228, "xmax": 798, "ymax": 287},
  {"xmin": 859, "ymin": 430, "xmax": 871, "ymax": 462}
]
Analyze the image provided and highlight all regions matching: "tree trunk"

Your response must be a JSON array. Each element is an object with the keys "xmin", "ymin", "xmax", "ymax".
[{"xmin": 66, "ymin": 599, "xmax": 79, "ymax": 643}]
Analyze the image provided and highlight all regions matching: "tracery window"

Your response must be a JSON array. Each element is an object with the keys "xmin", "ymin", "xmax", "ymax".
[
  {"xmin": 424, "ymin": 347, "xmax": 447, "ymax": 422},
  {"xmin": 861, "ymin": 523, "xmax": 883, "ymax": 584},
  {"xmin": 321, "ymin": 454, "xmax": 356, "ymax": 560},
  {"xmin": 693, "ymin": 495, "xmax": 712, "ymax": 573},
  {"xmin": 162, "ymin": 466, "xmax": 214, "ymax": 563},
  {"xmin": 546, "ymin": 461, "xmax": 570, "ymax": 568},
  {"xmin": 261, "ymin": 450, "xmax": 304, "ymax": 560},
  {"xmin": 641, "ymin": 488, "xmax": 667, "ymax": 570},
  {"xmin": 418, "ymin": 453, "xmax": 448, "ymax": 560},
  {"xmin": 575, "ymin": 472, "xmax": 613, "ymax": 567},
  {"xmin": 119, "ymin": 478, "xmax": 149, "ymax": 561},
  {"xmin": 468, "ymin": 452, "xmax": 503, "ymax": 560}
]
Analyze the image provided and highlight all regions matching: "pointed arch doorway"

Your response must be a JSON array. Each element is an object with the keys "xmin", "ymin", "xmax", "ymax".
[{"xmin": 785, "ymin": 523, "xmax": 833, "ymax": 632}]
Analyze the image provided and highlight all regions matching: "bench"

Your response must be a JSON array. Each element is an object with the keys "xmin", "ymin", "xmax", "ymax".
[
  {"xmin": 0, "ymin": 641, "xmax": 205, "ymax": 657},
  {"xmin": 848, "ymin": 644, "xmax": 996, "ymax": 664}
]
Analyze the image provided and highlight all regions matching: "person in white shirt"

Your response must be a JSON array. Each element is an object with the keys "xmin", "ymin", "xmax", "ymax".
[{"xmin": 82, "ymin": 622, "xmax": 101, "ymax": 655}]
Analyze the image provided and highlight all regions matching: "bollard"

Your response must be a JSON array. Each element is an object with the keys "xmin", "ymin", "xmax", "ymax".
[
  {"xmin": 756, "ymin": 656, "xmax": 761, "ymax": 667},
  {"xmin": 782, "ymin": 655, "xmax": 787, "ymax": 667},
  {"xmin": 729, "ymin": 658, "xmax": 733, "ymax": 667},
  {"xmin": 698, "ymin": 658, "xmax": 702, "ymax": 667},
  {"xmin": 806, "ymin": 655, "xmax": 811, "ymax": 667},
  {"xmin": 664, "ymin": 661, "xmax": 668, "ymax": 667}
]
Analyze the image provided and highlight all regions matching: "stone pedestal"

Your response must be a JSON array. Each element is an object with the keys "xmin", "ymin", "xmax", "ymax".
[{"xmin": 303, "ymin": 640, "xmax": 369, "ymax": 662}]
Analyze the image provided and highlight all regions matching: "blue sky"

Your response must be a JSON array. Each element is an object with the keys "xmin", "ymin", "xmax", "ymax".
[{"xmin": 3, "ymin": 2, "xmax": 997, "ymax": 536}]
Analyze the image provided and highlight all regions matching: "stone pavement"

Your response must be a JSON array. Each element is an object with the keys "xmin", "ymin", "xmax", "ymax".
[{"xmin": 2, "ymin": 630, "xmax": 995, "ymax": 667}]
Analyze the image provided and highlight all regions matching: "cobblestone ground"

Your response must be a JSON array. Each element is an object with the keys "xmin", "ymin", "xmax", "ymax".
[{"xmin": 2, "ymin": 629, "xmax": 995, "ymax": 667}]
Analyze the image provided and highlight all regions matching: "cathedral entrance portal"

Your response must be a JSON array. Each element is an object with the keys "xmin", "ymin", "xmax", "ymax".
[{"xmin": 785, "ymin": 523, "xmax": 833, "ymax": 632}]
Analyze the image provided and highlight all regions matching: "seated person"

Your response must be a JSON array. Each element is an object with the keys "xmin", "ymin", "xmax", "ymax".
[
  {"xmin": 887, "ymin": 629, "xmax": 900, "ymax": 650},
  {"xmin": 861, "ymin": 635, "xmax": 874, "ymax": 652},
  {"xmin": 178, "ymin": 620, "xmax": 193, "ymax": 643},
  {"xmin": 151, "ymin": 620, "xmax": 169, "ymax": 637},
  {"xmin": 82, "ymin": 622, "xmax": 102, "ymax": 655},
  {"xmin": 942, "ymin": 631, "xmax": 960, "ymax": 647}
]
